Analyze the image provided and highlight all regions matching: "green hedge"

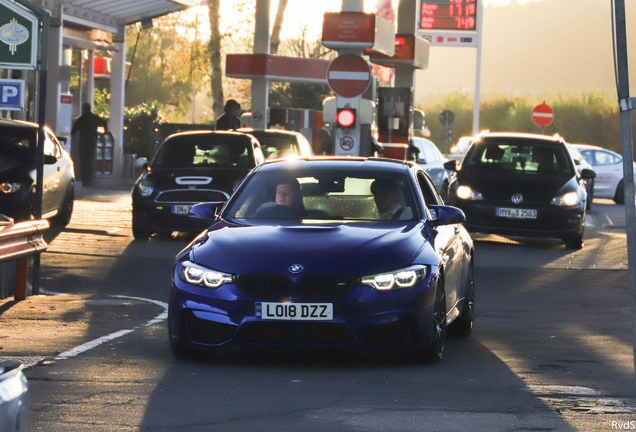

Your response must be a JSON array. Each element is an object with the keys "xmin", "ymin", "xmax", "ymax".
[{"xmin": 421, "ymin": 92, "xmax": 632, "ymax": 155}]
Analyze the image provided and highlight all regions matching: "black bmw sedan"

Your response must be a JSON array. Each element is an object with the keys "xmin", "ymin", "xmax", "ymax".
[
  {"xmin": 132, "ymin": 131, "xmax": 264, "ymax": 239},
  {"xmin": 445, "ymin": 132, "xmax": 596, "ymax": 249}
]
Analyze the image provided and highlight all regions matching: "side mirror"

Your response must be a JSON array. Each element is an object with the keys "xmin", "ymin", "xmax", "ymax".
[
  {"xmin": 134, "ymin": 157, "xmax": 148, "ymax": 171},
  {"xmin": 417, "ymin": 158, "xmax": 427, "ymax": 165},
  {"xmin": 574, "ymin": 159, "xmax": 581, "ymax": 166},
  {"xmin": 428, "ymin": 205, "xmax": 466, "ymax": 227},
  {"xmin": 44, "ymin": 155, "xmax": 58, "ymax": 165},
  {"xmin": 443, "ymin": 160, "xmax": 458, "ymax": 171},
  {"xmin": 580, "ymin": 168, "xmax": 597, "ymax": 179},
  {"xmin": 188, "ymin": 202, "xmax": 224, "ymax": 222}
]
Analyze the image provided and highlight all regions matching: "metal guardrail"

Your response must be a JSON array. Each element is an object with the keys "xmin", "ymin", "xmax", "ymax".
[{"xmin": 0, "ymin": 220, "xmax": 49, "ymax": 301}]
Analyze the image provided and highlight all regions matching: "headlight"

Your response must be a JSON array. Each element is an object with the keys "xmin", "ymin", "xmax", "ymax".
[
  {"xmin": 456, "ymin": 185, "xmax": 483, "ymax": 200},
  {"xmin": 551, "ymin": 191, "xmax": 579, "ymax": 206},
  {"xmin": 0, "ymin": 183, "xmax": 21, "ymax": 194},
  {"xmin": 361, "ymin": 265, "xmax": 427, "ymax": 291},
  {"xmin": 137, "ymin": 177, "xmax": 154, "ymax": 197},
  {"xmin": 179, "ymin": 261, "xmax": 233, "ymax": 288}
]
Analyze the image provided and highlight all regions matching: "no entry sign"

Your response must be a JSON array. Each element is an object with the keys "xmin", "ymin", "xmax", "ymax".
[
  {"xmin": 327, "ymin": 54, "xmax": 372, "ymax": 99},
  {"xmin": 532, "ymin": 103, "xmax": 554, "ymax": 127}
]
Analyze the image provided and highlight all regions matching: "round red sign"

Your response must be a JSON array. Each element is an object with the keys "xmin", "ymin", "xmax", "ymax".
[
  {"xmin": 531, "ymin": 103, "xmax": 554, "ymax": 127},
  {"xmin": 327, "ymin": 55, "xmax": 372, "ymax": 99}
]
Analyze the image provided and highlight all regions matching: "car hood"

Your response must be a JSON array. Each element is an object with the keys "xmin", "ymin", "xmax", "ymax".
[
  {"xmin": 146, "ymin": 167, "xmax": 252, "ymax": 195},
  {"xmin": 459, "ymin": 169, "xmax": 577, "ymax": 202},
  {"xmin": 190, "ymin": 220, "xmax": 427, "ymax": 276}
]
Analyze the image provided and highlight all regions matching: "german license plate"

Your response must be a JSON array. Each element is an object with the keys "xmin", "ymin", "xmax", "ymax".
[
  {"xmin": 496, "ymin": 208, "xmax": 537, "ymax": 219},
  {"xmin": 256, "ymin": 302, "xmax": 333, "ymax": 321},
  {"xmin": 173, "ymin": 205, "xmax": 193, "ymax": 214}
]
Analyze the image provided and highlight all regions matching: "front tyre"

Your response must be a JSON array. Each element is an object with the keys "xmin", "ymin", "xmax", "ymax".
[
  {"xmin": 614, "ymin": 180, "xmax": 625, "ymax": 204},
  {"xmin": 53, "ymin": 183, "xmax": 75, "ymax": 227},
  {"xmin": 425, "ymin": 280, "xmax": 446, "ymax": 363},
  {"xmin": 564, "ymin": 225, "xmax": 584, "ymax": 250},
  {"xmin": 132, "ymin": 210, "xmax": 151, "ymax": 240}
]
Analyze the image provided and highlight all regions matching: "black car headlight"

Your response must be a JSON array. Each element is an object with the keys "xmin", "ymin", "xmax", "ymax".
[
  {"xmin": 179, "ymin": 261, "xmax": 233, "ymax": 288},
  {"xmin": 1, "ymin": 183, "xmax": 22, "ymax": 194},
  {"xmin": 456, "ymin": 185, "xmax": 483, "ymax": 200},
  {"xmin": 137, "ymin": 175, "xmax": 154, "ymax": 197},
  {"xmin": 551, "ymin": 191, "xmax": 579, "ymax": 206},
  {"xmin": 361, "ymin": 265, "xmax": 427, "ymax": 291}
]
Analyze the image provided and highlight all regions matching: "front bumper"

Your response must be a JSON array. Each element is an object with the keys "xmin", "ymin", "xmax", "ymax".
[
  {"xmin": 456, "ymin": 199, "xmax": 585, "ymax": 238},
  {"xmin": 168, "ymin": 265, "xmax": 438, "ymax": 351},
  {"xmin": 133, "ymin": 199, "xmax": 211, "ymax": 233}
]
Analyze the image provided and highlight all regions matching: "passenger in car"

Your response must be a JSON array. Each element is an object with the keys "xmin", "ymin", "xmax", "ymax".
[{"xmin": 370, "ymin": 179, "xmax": 414, "ymax": 221}]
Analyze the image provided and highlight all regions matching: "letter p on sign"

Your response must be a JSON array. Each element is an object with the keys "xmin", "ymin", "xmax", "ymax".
[
  {"xmin": 2, "ymin": 86, "xmax": 18, "ymax": 103},
  {"xmin": 0, "ymin": 79, "xmax": 25, "ymax": 111}
]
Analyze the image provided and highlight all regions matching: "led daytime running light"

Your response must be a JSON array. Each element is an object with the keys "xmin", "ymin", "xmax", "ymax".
[
  {"xmin": 180, "ymin": 262, "xmax": 232, "ymax": 288},
  {"xmin": 361, "ymin": 266, "xmax": 426, "ymax": 291}
]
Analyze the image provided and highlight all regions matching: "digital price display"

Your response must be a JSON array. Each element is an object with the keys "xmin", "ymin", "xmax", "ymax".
[{"xmin": 419, "ymin": 0, "xmax": 477, "ymax": 31}]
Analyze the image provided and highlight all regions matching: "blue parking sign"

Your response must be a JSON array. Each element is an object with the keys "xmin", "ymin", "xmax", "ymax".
[{"xmin": 0, "ymin": 79, "xmax": 25, "ymax": 111}]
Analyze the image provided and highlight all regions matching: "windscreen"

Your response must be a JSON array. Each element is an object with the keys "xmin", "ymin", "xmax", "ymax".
[
  {"xmin": 0, "ymin": 126, "xmax": 36, "ymax": 172},
  {"xmin": 152, "ymin": 135, "xmax": 255, "ymax": 169},
  {"xmin": 249, "ymin": 133, "xmax": 299, "ymax": 159},
  {"xmin": 225, "ymin": 170, "xmax": 419, "ymax": 222},
  {"xmin": 464, "ymin": 140, "xmax": 574, "ymax": 175}
]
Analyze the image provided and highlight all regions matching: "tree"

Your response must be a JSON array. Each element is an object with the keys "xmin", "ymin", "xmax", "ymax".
[
  {"xmin": 270, "ymin": 0, "xmax": 289, "ymax": 55},
  {"xmin": 207, "ymin": 0, "xmax": 224, "ymax": 119}
]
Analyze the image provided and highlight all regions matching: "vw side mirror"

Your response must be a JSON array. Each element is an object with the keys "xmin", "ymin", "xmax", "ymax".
[{"xmin": 443, "ymin": 160, "xmax": 458, "ymax": 171}]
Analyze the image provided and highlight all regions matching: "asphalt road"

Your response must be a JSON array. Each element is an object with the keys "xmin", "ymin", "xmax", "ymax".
[{"xmin": 19, "ymin": 187, "xmax": 636, "ymax": 431}]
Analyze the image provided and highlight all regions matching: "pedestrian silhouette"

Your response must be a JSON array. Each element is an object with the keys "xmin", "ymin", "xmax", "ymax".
[{"xmin": 71, "ymin": 103, "xmax": 107, "ymax": 186}]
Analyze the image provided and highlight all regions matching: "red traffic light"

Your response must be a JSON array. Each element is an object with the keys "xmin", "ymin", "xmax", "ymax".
[{"xmin": 336, "ymin": 109, "xmax": 356, "ymax": 128}]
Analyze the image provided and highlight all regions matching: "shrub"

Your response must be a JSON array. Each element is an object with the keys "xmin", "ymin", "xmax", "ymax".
[
  {"xmin": 420, "ymin": 91, "xmax": 633, "ymax": 155},
  {"xmin": 124, "ymin": 102, "xmax": 165, "ymax": 159}
]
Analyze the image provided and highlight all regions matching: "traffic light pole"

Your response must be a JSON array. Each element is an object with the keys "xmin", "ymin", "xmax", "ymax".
[{"xmin": 612, "ymin": 0, "xmax": 636, "ymax": 377}]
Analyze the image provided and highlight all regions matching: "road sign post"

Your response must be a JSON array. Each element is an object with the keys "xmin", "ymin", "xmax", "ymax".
[{"xmin": 612, "ymin": 0, "xmax": 636, "ymax": 378}]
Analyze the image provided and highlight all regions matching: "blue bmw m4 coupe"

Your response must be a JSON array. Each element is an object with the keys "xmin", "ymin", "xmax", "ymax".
[{"xmin": 168, "ymin": 157, "xmax": 474, "ymax": 363}]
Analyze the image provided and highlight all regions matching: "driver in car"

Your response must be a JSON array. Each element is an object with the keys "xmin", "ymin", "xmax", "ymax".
[{"xmin": 254, "ymin": 178, "xmax": 305, "ymax": 218}]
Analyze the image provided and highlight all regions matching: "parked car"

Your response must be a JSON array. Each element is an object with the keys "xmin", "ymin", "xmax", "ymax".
[
  {"xmin": 237, "ymin": 128, "xmax": 314, "ymax": 160},
  {"xmin": 566, "ymin": 144, "xmax": 595, "ymax": 209},
  {"xmin": 0, "ymin": 120, "xmax": 75, "ymax": 226},
  {"xmin": 169, "ymin": 157, "xmax": 474, "ymax": 363},
  {"xmin": 445, "ymin": 132, "xmax": 596, "ymax": 249},
  {"xmin": 0, "ymin": 363, "xmax": 29, "ymax": 432},
  {"xmin": 412, "ymin": 137, "xmax": 453, "ymax": 203},
  {"xmin": 448, "ymin": 136, "xmax": 473, "ymax": 160},
  {"xmin": 131, "ymin": 131, "xmax": 264, "ymax": 240},
  {"xmin": 575, "ymin": 144, "xmax": 636, "ymax": 204}
]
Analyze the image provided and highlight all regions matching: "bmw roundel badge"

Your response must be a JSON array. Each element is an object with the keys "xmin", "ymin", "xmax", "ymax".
[{"xmin": 289, "ymin": 264, "xmax": 304, "ymax": 274}]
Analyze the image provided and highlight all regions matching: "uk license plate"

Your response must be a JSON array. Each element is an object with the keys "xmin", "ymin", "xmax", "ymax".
[
  {"xmin": 496, "ymin": 208, "xmax": 537, "ymax": 219},
  {"xmin": 256, "ymin": 302, "xmax": 333, "ymax": 321},
  {"xmin": 173, "ymin": 205, "xmax": 193, "ymax": 214}
]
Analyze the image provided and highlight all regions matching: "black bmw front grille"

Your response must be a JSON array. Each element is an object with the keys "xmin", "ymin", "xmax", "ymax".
[
  {"xmin": 236, "ymin": 274, "xmax": 292, "ymax": 299},
  {"xmin": 235, "ymin": 321, "xmax": 356, "ymax": 346},
  {"xmin": 298, "ymin": 275, "xmax": 354, "ymax": 299}
]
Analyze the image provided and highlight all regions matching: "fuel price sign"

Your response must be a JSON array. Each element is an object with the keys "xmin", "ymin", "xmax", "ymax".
[{"xmin": 420, "ymin": 0, "xmax": 477, "ymax": 31}]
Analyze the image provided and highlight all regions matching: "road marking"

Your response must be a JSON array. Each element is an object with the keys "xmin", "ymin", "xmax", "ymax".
[{"xmin": 53, "ymin": 295, "xmax": 167, "ymax": 361}]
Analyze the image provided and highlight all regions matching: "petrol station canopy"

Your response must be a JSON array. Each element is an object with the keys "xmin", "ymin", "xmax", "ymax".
[{"xmin": 35, "ymin": 0, "xmax": 196, "ymax": 33}]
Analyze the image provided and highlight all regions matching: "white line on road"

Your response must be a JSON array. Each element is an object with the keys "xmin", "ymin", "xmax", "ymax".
[{"xmin": 54, "ymin": 295, "xmax": 168, "ymax": 361}]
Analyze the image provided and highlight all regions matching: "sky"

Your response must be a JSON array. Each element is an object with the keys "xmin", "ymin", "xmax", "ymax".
[{"xmin": 188, "ymin": 0, "xmax": 546, "ymax": 41}]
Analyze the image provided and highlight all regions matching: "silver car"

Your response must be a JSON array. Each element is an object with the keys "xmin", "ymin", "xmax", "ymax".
[
  {"xmin": 412, "ymin": 137, "xmax": 453, "ymax": 203},
  {"xmin": 0, "ymin": 363, "xmax": 29, "ymax": 432}
]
